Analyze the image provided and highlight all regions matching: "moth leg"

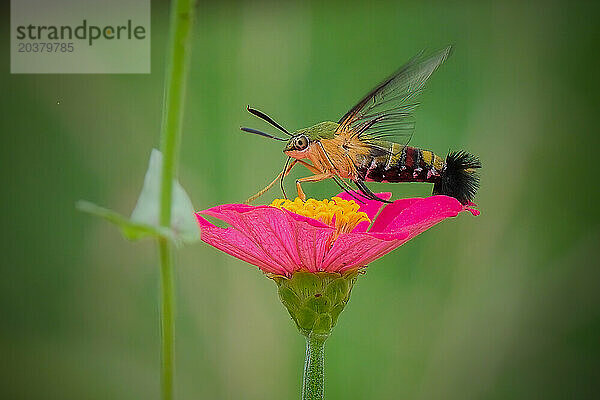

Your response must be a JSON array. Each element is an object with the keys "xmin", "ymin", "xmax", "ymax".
[
  {"xmin": 295, "ymin": 159, "xmax": 322, "ymax": 174},
  {"xmin": 246, "ymin": 160, "xmax": 298, "ymax": 204},
  {"xmin": 296, "ymin": 173, "xmax": 334, "ymax": 202}
]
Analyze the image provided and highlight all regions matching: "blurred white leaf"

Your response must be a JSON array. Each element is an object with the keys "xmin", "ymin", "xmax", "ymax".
[
  {"xmin": 77, "ymin": 149, "xmax": 199, "ymax": 244},
  {"xmin": 130, "ymin": 149, "xmax": 200, "ymax": 244}
]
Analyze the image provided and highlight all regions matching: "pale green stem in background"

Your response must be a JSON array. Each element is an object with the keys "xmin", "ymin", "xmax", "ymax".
[
  {"xmin": 157, "ymin": 0, "xmax": 196, "ymax": 399},
  {"xmin": 158, "ymin": 237, "xmax": 175, "ymax": 400},
  {"xmin": 302, "ymin": 334, "xmax": 328, "ymax": 400}
]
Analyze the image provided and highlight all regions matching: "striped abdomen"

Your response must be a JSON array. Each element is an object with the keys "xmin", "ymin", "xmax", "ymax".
[{"xmin": 355, "ymin": 144, "xmax": 445, "ymax": 184}]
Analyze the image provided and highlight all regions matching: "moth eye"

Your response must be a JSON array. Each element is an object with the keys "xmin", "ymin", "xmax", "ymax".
[{"xmin": 295, "ymin": 136, "xmax": 308, "ymax": 150}]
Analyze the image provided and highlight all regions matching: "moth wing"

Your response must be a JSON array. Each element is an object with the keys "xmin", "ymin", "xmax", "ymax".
[{"xmin": 336, "ymin": 46, "xmax": 452, "ymax": 152}]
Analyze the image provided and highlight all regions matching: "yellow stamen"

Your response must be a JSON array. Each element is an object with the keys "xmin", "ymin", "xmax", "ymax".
[{"xmin": 270, "ymin": 197, "xmax": 370, "ymax": 234}]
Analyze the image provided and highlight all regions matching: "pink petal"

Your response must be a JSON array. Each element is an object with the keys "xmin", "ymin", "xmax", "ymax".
[
  {"xmin": 370, "ymin": 195, "xmax": 478, "ymax": 242},
  {"xmin": 204, "ymin": 203, "xmax": 330, "ymax": 229},
  {"xmin": 464, "ymin": 201, "xmax": 481, "ymax": 216},
  {"xmin": 321, "ymin": 230, "xmax": 410, "ymax": 272},
  {"xmin": 280, "ymin": 209, "xmax": 333, "ymax": 273},
  {"xmin": 196, "ymin": 205, "xmax": 334, "ymax": 276},
  {"xmin": 369, "ymin": 198, "xmax": 422, "ymax": 233},
  {"xmin": 195, "ymin": 214, "xmax": 286, "ymax": 275},
  {"xmin": 335, "ymin": 191, "xmax": 392, "ymax": 232},
  {"xmin": 201, "ymin": 208, "xmax": 298, "ymax": 275}
]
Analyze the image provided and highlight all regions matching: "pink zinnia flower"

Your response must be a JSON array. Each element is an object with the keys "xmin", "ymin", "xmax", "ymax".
[
  {"xmin": 195, "ymin": 192, "xmax": 478, "ymax": 277},
  {"xmin": 196, "ymin": 192, "xmax": 479, "ymax": 399}
]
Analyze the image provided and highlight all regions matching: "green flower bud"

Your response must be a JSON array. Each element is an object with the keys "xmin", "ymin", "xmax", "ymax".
[{"xmin": 271, "ymin": 270, "xmax": 359, "ymax": 338}]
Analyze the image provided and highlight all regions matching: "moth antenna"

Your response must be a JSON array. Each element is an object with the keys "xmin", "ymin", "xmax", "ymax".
[
  {"xmin": 240, "ymin": 127, "xmax": 287, "ymax": 141},
  {"xmin": 247, "ymin": 106, "xmax": 292, "ymax": 136}
]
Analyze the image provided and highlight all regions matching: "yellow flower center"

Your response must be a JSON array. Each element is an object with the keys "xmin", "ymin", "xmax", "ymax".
[{"xmin": 270, "ymin": 197, "xmax": 370, "ymax": 234}]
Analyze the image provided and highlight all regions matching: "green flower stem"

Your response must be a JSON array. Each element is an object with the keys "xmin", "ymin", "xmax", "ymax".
[
  {"xmin": 274, "ymin": 272, "xmax": 359, "ymax": 400},
  {"xmin": 159, "ymin": 0, "xmax": 195, "ymax": 225},
  {"xmin": 158, "ymin": 238, "xmax": 175, "ymax": 400},
  {"xmin": 302, "ymin": 334, "xmax": 328, "ymax": 400},
  {"xmin": 157, "ymin": 0, "xmax": 196, "ymax": 399}
]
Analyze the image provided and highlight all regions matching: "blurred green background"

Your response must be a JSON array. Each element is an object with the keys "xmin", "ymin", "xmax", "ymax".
[{"xmin": 2, "ymin": 1, "xmax": 599, "ymax": 399}]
